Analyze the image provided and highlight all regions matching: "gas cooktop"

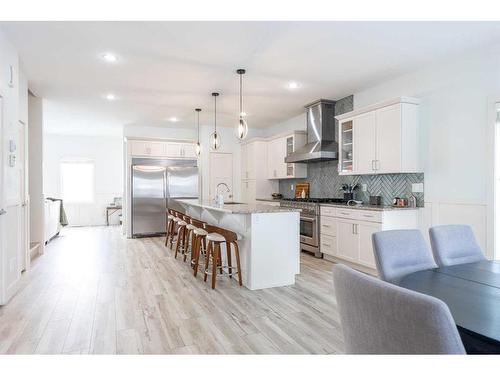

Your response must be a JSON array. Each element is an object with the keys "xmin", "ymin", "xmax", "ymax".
[{"xmin": 281, "ymin": 197, "xmax": 348, "ymax": 204}]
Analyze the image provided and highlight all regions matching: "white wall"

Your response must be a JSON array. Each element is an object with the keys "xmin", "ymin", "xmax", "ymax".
[
  {"xmin": 352, "ymin": 45, "xmax": 500, "ymax": 257},
  {"xmin": 44, "ymin": 134, "xmax": 123, "ymax": 226},
  {"xmin": 28, "ymin": 94, "xmax": 45, "ymax": 247},
  {"xmin": 261, "ymin": 113, "xmax": 305, "ymax": 138}
]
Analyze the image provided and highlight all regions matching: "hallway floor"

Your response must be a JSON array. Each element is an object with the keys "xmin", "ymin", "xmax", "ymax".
[{"xmin": 0, "ymin": 226, "xmax": 344, "ymax": 354}]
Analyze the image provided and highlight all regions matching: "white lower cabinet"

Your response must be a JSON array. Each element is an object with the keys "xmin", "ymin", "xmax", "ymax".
[
  {"xmin": 337, "ymin": 219, "xmax": 359, "ymax": 263},
  {"xmin": 357, "ymin": 222, "xmax": 381, "ymax": 268},
  {"xmin": 320, "ymin": 205, "xmax": 418, "ymax": 272}
]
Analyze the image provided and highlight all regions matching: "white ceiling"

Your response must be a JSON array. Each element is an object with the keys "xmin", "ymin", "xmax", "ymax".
[{"xmin": 2, "ymin": 21, "xmax": 500, "ymax": 135}]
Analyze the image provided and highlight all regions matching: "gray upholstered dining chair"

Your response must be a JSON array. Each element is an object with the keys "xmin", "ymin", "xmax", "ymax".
[
  {"xmin": 332, "ymin": 264, "xmax": 466, "ymax": 354},
  {"xmin": 429, "ymin": 225, "xmax": 486, "ymax": 267},
  {"xmin": 372, "ymin": 229, "xmax": 437, "ymax": 282}
]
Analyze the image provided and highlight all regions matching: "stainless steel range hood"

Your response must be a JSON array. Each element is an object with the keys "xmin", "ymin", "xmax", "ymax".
[{"xmin": 285, "ymin": 99, "xmax": 337, "ymax": 163}]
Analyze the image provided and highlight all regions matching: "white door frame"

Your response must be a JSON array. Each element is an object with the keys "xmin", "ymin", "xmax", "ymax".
[
  {"xmin": 488, "ymin": 97, "xmax": 500, "ymax": 260},
  {"xmin": 0, "ymin": 94, "xmax": 5, "ymax": 304},
  {"xmin": 19, "ymin": 120, "xmax": 30, "ymax": 271}
]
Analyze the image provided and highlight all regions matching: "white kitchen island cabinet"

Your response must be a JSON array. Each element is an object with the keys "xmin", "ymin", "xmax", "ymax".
[{"xmin": 174, "ymin": 199, "xmax": 300, "ymax": 290}]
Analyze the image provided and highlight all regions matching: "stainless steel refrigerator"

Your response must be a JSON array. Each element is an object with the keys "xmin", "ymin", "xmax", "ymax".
[{"xmin": 131, "ymin": 158, "xmax": 198, "ymax": 237}]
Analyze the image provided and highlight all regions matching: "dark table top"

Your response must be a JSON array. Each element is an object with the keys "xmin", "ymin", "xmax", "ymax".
[{"xmin": 395, "ymin": 261, "xmax": 500, "ymax": 352}]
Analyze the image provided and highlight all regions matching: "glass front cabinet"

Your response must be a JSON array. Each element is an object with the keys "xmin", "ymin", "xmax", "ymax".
[{"xmin": 339, "ymin": 119, "xmax": 354, "ymax": 174}]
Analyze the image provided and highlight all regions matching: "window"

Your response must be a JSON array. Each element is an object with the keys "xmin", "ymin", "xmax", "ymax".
[{"xmin": 60, "ymin": 159, "xmax": 95, "ymax": 203}]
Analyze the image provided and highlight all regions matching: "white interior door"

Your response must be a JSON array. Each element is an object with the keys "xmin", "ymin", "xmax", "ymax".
[{"xmin": 209, "ymin": 152, "xmax": 233, "ymax": 202}]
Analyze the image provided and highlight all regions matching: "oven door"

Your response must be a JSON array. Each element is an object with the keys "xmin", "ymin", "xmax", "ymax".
[{"xmin": 300, "ymin": 215, "xmax": 318, "ymax": 247}]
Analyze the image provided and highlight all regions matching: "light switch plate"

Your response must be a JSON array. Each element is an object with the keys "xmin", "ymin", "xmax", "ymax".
[
  {"xmin": 9, "ymin": 154, "xmax": 16, "ymax": 167},
  {"xmin": 362, "ymin": 184, "xmax": 367, "ymax": 192},
  {"xmin": 290, "ymin": 184, "xmax": 294, "ymax": 191},
  {"xmin": 9, "ymin": 140, "xmax": 16, "ymax": 152},
  {"xmin": 412, "ymin": 183, "xmax": 424, "ymax": 193}
]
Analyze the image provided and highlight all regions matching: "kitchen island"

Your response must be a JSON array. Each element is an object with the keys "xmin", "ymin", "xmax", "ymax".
[{"xmin": 172, "ymin": 198, "xmax": 300, "ymax": 290}]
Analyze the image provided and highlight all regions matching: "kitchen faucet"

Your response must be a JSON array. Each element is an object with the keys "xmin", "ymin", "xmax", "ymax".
[{"xmin": 215, "ymin": 182, "xmax": 231, "ymax": 204}]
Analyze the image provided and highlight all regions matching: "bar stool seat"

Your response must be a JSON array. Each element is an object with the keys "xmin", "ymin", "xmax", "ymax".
[
  {"xmin": 206, "ymin": 232, "xmax": 225, "ymax": 242},
  {"xmin": 193, "ymin": 228, "xmax": 208, "ymax": 236},
  {"xmin": 168, "ymin": 214, "xmax": 175, "ymax": 220},
  {"xmin": 185, "ymin": 223, "xmax": 196, "ymax": 231}
]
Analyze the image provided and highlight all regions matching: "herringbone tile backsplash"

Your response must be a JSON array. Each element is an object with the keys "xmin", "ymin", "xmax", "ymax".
[
  {"xmin": 278, "ymin": 94, "xmax": 424, "ymax": 206},
  {"xmin": 278, "ymin": 164, "xmax": 424, "ymax": 206}
]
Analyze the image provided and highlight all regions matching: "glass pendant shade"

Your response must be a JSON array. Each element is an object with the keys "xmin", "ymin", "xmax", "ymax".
[
  {"xmin": 211, "ymin": 92, "xmax": 221, "ymax": 150},
  {"xmin": 235, "ymin": 69, "xmax": 248, "ymax": 140},
  {"xmin": 195, "ymin": 108, "xmax": 202, "ymax": 156},
  {"xmin": 210, "ymin": 131, "xmax": 221, "ymax": 150},
  {"xmin": 237, "ymin": 118, "xmax": 248, "ymax": 140}
]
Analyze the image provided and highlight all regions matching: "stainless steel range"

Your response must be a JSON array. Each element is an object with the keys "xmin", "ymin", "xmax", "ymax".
[{"xmin": 280, "ymin": 197, "xmax": 347, "ymax": 258}]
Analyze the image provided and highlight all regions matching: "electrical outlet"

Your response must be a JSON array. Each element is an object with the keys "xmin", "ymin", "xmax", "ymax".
[
  {"xmin": 362, "ymin": 184, "xmax": 367, "ymax": 192},
  {"xmin": 412, "ymin": 183, "xmax": 424, "ymax": 193},
  {"xmin": 290, "ymin": 184, "xmax": 294, "ymax": 191}
]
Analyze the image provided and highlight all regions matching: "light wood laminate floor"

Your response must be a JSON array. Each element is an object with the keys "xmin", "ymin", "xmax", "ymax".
[{"xmin": 0, "ymin": 226, "xmax": 344, "ymax": 354}]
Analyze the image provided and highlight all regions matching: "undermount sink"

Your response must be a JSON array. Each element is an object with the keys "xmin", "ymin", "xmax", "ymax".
[{"xmin": 223, "ymin": 202, "xmax": 243, "ymax": 205}]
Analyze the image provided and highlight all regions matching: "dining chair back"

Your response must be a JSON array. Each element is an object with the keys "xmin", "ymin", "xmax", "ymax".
[
  {"xmin": 429, "ymin": 225, "xmax": 486, "ymax": 267},
  {"xmin": 332, "ymin": 264, "xmax": 466, "ymax": 354},
  {"xmin": 372, "ymin": 229, "xmax": 437, "ymax": 282}
]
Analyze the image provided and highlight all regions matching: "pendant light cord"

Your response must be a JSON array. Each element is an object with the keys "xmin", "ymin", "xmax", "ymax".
[
  {"xmin": 197, "ymin": 111, "xmax": 200, "ymax": 141},
  {"xmin": 214, "ymin": 94, "xmax": 217, "ymax": 132},
  {"xmin": 239, "ymin": 73, "xmax": 243, "ymax": 119}
]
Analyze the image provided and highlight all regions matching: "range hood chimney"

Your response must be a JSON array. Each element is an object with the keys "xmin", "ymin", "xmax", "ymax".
[{"xmin": 285, "ymin": 99, "xmax": 337, "ymax": 163}]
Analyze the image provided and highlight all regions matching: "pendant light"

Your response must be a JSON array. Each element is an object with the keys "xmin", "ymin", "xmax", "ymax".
[
  {"xmin": 210, "ymin": 92, "xmax": 221, "ymax": 150},
  {"xmin": 235, "ymin": 69, "xmax": 248, "ymax": 140},
  {"xmin": 195, "ymin": 108, "xmax": 202, "ymax": 156}
]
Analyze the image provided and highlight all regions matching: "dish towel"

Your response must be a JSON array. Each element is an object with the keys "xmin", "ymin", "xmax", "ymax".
[{"xmin": 46, "ymin": 197, "xmax": 69, "ymax": 226}]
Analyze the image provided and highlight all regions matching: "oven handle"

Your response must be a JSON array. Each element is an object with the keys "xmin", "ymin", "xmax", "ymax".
[{"xmin": 301, "ymin": 216, "xmax": 317, "ymax": 222}]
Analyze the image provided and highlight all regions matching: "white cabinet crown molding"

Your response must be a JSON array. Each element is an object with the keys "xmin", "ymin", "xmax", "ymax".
[
  {"xmin": 240, "ymin": 130, "xmax": 307, "ymax": 145},
  {"xmin": 335, "ymin": 96, "xmax": 420, "ymax": 121}
]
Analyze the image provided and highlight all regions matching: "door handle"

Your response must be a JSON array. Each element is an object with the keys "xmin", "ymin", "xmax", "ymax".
[{"xmin": 0, "ymin": 208, "xmax": 6, "ymax": 215}]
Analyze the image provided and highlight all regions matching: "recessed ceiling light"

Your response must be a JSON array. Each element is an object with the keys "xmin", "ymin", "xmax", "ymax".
[
  {"xmin": 105, "ymin": 93, "xmax": 117, "ymax": 101},
  {"xmin": 100, "ymin": 52, "xmax": 118, "ymax": 63},
  {"xmin": 287, "ymin": 81, "xmax": 301, "ymax": 90},
  {"xmin": 169, "ymin": 117, "xmax": 179, "ymax": 122}
]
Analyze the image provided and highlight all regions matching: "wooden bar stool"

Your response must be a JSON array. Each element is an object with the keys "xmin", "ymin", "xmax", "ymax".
[
  {"xmin": 189, "ymin": 219, "xmax": 208, "ymax": 276},
  {"xmin": 165, "ymin": 209, "xmax": 177, "ymax": 247},
  {"xmin": 203, "ymin": 224, "xmax": 243, "ymax": 289},
  {"xmin": 174, "ymin": 214, "xmax": 189, "ymax": 259},
  {"xmin": 165, "ymin": 209, "xmax": 181, "ymax": 249}
]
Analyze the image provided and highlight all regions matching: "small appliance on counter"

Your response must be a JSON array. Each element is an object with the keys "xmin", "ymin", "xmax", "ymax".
[
  {"xmin": 271, "ymin": 193, "xmax": 283, "ymax": 200},
  {"xmin": 295, "ymin": 182, "xmax": 310, "ymax": 199},
  {"xmin": 369, "ymin": 196, "xmax": 382, "ymax": 206},
  {"xmin": 341, "ymin": 184, "xmax": 358, "ymax": 201}
]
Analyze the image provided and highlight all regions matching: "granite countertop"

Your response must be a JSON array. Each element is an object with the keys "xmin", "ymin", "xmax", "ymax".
[
  {"xmin": 319, "ymin": 202, "xmax": 419, "ymax": 211},
  {"xmin": 174, "ymin": 198, "xmax": 301, "ymax": 214}
]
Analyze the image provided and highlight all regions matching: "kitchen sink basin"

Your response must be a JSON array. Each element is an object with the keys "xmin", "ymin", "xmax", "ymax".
[{"xmin": 223, "ymin": 202, "xmax": 244, "ymax": 205}]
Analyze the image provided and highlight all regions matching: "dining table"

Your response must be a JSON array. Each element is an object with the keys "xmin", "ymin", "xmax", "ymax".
[{"xmin": 394, "ymin": 260, "xmax": 500, "ymax": 354}]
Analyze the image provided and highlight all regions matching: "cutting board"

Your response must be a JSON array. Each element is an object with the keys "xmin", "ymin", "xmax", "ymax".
[{"xmin": 295, "ymin": 182, "xmax": 310, "ymax": 198}]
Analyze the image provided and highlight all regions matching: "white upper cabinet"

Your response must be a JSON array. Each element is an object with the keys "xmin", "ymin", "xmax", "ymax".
[
  {"xmin": 337, "ymin": 97, "xmax": 420, "ymax": 175},
  {"xmin": 129, "ymin": 140, "xmax": 197, "ymax": 159},
  {"xmin": 352, "ymin": 111, "xmax": 376, "ymax": 174},
  {"xmin": 131, "ymin": 141, "xmax": 165, "ymax": 157},
  {"xmin": 267, "ymin": 132, "xmax": 307, "ymax": 180},
  {"xmin": 241, "ymin": 141, "xmax": 257, "ymax": 180}
]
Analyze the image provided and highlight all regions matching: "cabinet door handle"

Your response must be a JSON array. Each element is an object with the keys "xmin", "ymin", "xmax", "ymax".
[
  {"xmin": 322, "ymin": 243, "xmax": 331, "ymax": 247},
  {"xmin": 322, "ymin": 224, "xmax": 331, "ymax": 228},
  {"xmin": 8, "ymin": 65, "xmax": 14, "ymax": 87},
  {"xmin": 372, "ymin": 160, "xmax": 375, "ymax": 171}
]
